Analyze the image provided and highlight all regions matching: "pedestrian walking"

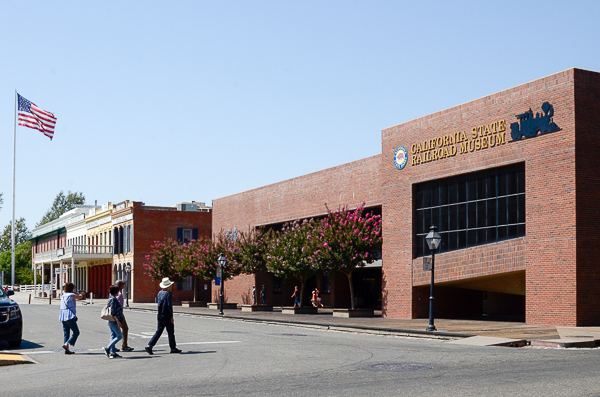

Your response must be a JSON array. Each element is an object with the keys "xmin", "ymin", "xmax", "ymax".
[
  {"xmin": 291, "ymin": 286, "xmax": 300, "ymax": 307},
  {"xmin": 252, "ymin": 285, "xmax": 256, "ymax": 305},
  {"xmin": 261, "ymin": 284, "xmax": 266, "ymax": 305},
  {"xmin": 115, "ymin": 280, "xmax": 134, "ymax": 352},
  {"xmin": 315, "ymin": 287, "xmax": 323, "ymax": 308},
  {"xmin": 145, "ymin": 277, "xmax": 182, "ymax": 355},
  {"xmin": 311, "ymin": 290, "xmax": 317, "ymax": 307},
  {"xmin": 59, "ymin": 282, "xmax": 83, "ymax": 355},
  {"xmin": 103, "ymin": 285, "xmax": 124, "ymax": 359}
]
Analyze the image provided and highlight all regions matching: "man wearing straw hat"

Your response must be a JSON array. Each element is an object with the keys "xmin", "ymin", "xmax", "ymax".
[{"xmin": 145, "ymin": 277, "xmax": 182, "ymax": 355}]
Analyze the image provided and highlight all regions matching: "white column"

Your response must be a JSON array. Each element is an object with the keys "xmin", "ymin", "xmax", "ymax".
[
  {"xmin": 33, "ymin": 263, "xmax": 37, "ymax": 296},
  {"xmin": 71, "ymin": 257, "xmax": 75, "ymax": 286},
  {"xmin": 41, "ymin": 263, "xmax": 45, "ymax": 297},
  {"xmin": 49, "ymin": 261, "xmax": 54, "ymax": 297},
  {"xmin": 59, "ymin": 259, "xmax": 63, "ymax": 296}
]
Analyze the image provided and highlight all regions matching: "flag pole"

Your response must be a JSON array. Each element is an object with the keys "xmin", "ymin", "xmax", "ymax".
[{"xmin": 11, "ymin": 90, "xmax": 17, "ymax": 288}]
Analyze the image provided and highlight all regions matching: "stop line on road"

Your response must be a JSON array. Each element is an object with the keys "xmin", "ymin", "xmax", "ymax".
[{"xmin": 2, "ymin": 340, "xmax": 241, "ymax": 355}]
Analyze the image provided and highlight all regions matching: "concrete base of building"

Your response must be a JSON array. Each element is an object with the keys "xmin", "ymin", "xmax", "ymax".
[
  {"xmin": 181, "ymin": 301, "xmax": 207, "ymax": 308},
  {"xmin": 282, "ymin": 306, "xmax": 319, "ymax": 315},
  {"xmin": 333, "ymin": 309, "xmax": 375, "ymax": 318},
  {"xmin": 241, "ymin": 305, "xmax": 273, "ymax": 312},
  {"xmin": 207, "ymin": 303, "xmax": 239, "ymax": 310}
]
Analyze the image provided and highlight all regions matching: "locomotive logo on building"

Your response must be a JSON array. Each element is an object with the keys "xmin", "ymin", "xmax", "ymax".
[
  {"xmin": 394, "ymin": 146, "xmax": 408, "ymax": 170},
  {"xmin": 510, "ymin": 102, "xmax": 560, "ymax": 141}
]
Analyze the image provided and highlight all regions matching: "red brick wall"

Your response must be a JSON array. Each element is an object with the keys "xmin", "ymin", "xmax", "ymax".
[
  {"xmin": 118, "ymin": 202, "xmax": 212, "ymax": 303},
  {"xmin": 212, "ymin": 156, "xmax": 382, "ymax": 305},
  {"xmin": 213, "ymin": 155, "xmax": 382, "ymax": 231},
  {"xmin": 382, "ymin": 69, "xmax": 578, "ymax": 326}
]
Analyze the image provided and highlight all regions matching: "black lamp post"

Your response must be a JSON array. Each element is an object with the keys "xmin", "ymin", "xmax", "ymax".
[
  {"xmin": 125, "ymin": 263, "xmax": 131, "ymax": 308},
  {"xmin": 217, "ymin": 253, "xmax": 226, "ymax": 316},
  {"xmin": 425, "ymin": 225, "xmax": 442, "ymax": 332}
]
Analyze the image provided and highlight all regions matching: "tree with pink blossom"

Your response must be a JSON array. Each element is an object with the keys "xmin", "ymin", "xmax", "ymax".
[
  {"xmin": 233, "ymin": 227, "xmax": 271, "ymax": 276},
  {"xmin": 317, "ymin": 203, "xmax": 382, "ymax": 310},
  {"xmin": 267, "ymin": 219, "xmax": 319, "ymax": 306},
  {"xmin": 143, "ymin": 238, "xmax": 184, "ymax": 282}
]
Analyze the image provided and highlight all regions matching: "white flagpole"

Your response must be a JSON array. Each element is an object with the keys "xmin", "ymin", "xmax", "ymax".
[{"xmin": 11, "ymin": 90, "xmax": 17, "ymax": 287}]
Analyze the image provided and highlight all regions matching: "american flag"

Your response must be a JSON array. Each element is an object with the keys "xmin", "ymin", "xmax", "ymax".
[{"xmin": 17, "ymin": 94, "xmax": 57, "ymax": 140}]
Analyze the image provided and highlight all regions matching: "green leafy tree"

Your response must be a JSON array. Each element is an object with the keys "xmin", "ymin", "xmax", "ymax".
[
  {"xmin": 267, "ymin": 219, "xmax": 320, "ymax": 306},
  {"xmin": 37, "ymin": 191, "xmax": 85, "ymax": 227},
  {"xmin": 318, "ymin": 203, "xmax": 382, "ymax": 310},
  {"xmin": 0, "ymin": 218, "xmax": 29, "ymax": 253},
  {"xmin": 0, "ymin": 241, "xmax": 33, "ymax": 284}
]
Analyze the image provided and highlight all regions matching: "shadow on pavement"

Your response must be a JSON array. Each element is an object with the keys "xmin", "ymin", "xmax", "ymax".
[{"xmin": 0, "ymin": 340, "xmax": 44, "ymax": 349}]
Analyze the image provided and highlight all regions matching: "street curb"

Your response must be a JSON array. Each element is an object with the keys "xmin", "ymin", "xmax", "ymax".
[
  {"xmin": 127, "ymin": 306, "xmax": 473, "ymax": 340},
  {"xmin": 0, "ymin": 353, "xmax": 37, "ymax": 366}
]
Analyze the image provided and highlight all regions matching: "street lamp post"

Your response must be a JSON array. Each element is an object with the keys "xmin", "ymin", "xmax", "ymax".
[
  {"xmin": 217, "ymin": 253, "xmax": 226, "ymax": 316},
  {"xmin": 125, "ymin": 263, "xmax": 131, "ymax": 308},
  {"xmin": 425, "ymin": 225, "xmax": 442, "ymax": 332}
]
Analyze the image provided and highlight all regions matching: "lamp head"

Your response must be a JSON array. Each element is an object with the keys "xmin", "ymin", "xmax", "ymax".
[
  {"xmin": 217, "ymin": 252, "xmax": 227, "ymax": 268},
  {"xmin": 425, "ymin": 225, "xmax": 442, "ymax": 251}
]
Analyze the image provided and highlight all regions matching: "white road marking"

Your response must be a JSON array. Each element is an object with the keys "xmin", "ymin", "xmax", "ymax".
[{"xmin": 4, "ymin": 341, "xmax": 241, "ymax": 355}]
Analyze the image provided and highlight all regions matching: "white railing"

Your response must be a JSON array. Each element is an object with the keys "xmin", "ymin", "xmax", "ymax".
[
  {"xmin": 19, "ymin": 284, "xmax": 54, "ymax": 293},
  {"xmin": 71, "ymin": 245, "xmax": 113, "ymax": 255},
  {"xmin": 34, "ymin": 245, "xmax": 113, "ymax": 263}
]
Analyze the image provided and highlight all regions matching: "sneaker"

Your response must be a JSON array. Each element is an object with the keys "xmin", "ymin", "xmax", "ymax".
[
  {"xmin": 109, "ymin": 353, "xmax": 121, "ymax": 359},
  {"xmin": 114, "ymin": 348, "xmax": 121, "ymax": 352},
  {"xmin": 62, "ymin": 343, "xmax": 70, "ymax": 353},
  {"xmin": 64, "ymin": 350, "xmax": 75, "ymax": 355},
  {"xmin": 144, "ymin": 346, "xmax": 154, "ymax": 355},
  {"xmin": 121, "ymin": 346, "xmax": 134, "ymax": 352},
  {"xmin": 103, "ymin": 346, "xmax": 110, "ymax": 357},
  {"xmin": 170, "ymin": 348, "xmax": 182, "ymax": 354}
]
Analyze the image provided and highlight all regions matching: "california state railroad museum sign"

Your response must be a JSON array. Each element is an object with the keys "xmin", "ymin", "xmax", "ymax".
[{"xmin": 393, "ymin": 102, "xmax": 561, "ymax": 168}]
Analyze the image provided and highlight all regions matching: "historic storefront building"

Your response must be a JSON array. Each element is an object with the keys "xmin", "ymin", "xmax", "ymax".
[
  {"xmin": 212, "ymin": 68, "xmax": 600, "ymax": 327},
  {"xmin": 30, "ymin": 201, "xmax": 212, "ymax": 303}
]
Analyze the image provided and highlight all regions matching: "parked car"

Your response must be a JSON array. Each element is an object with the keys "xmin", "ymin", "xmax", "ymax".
[{"xmin": 0, "ymin": 288, "xmax": 22, "ymax": 347}]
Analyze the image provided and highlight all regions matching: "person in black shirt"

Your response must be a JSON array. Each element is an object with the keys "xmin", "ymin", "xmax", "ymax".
[{"xmin": 145, "ymin": 277, "xmax": 182, "ymax": 354}]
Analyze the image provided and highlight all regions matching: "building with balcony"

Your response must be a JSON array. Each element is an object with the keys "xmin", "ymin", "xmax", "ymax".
[
  {"xmin": 30, "ymin": 205, "xmax": 113, "ymax": 297},
  {"xmin": 112, "ymin": 200, "xmax": 213, "ymax": 303}
]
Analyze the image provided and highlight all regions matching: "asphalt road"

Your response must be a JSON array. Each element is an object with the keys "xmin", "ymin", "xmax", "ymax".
[{"xmin": 3, "ymin": 299, "xmax": 600, "ymax": 397}]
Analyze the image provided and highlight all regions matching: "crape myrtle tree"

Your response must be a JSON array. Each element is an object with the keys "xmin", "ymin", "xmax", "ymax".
[
  {"xmin": 143, "ymin": 238, "xmax": 183, "ymax": 282},
  {"xmin": 233, "ymin": 227, "xmax": 271, "ymax": 276},
  {"xmin": 267, "ymin": 219, "xmax": 320, "ymax": 307},
  {"xmin": 318, "ymin": 203, "xmax": 382, "ymax": 310}
]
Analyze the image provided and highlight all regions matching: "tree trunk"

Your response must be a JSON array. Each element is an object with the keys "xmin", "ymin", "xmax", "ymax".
[
  {"xmin": 296, "ymin": 276, "xmax": 307, "ymax": 307},
  {"xmin": 346, "ymin": 270, "xmax": 355, "ymax": 310},
  {"xmin": 192, "ymin": 276, "xmax": 197, "ymax": 302}
]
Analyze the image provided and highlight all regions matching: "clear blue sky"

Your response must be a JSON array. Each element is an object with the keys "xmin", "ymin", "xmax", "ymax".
[{"xmin": 1, "ymin": 1, "xmax": 599, "ymax": 231}]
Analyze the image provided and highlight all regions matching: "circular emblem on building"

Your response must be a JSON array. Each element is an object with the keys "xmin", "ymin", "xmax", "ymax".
[{"xmin": 394, "ymin": 146, "xmax": 408, "ymax": 170}]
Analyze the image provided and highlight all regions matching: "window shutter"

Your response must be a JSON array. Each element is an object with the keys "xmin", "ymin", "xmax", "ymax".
[
  {"xmin": 192, "ymin": 228, "xmax": 198, "ymax": 241},
  {"xmin": 177, "ymin": 228, "xmax": 183, "ymax": 243},
  {"xmin": 113, "ymin": 227, "xmax": 119, "ymax": 254},
  {"xmin": 129, "ymin": 225, "xmax": 133, "ymax": 252}
]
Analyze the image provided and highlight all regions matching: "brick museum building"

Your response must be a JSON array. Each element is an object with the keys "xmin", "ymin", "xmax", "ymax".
[{"xmin": 213, "ymin": 68, "xmax": 600, "ymax": 327}]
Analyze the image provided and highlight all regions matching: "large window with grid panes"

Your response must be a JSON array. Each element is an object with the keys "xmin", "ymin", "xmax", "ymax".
[{"xmin": 414, "ymin": 162, "xmax": 525, "ymax": 258}]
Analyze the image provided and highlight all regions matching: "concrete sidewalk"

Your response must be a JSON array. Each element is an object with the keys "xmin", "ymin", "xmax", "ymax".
[
  {"xmin": 124, "ymin": 300, "xmax": 600, "ymax": 347},
  {"xmin": 10, "ymin": 291, "xmax": 600, "ymax": 348}
]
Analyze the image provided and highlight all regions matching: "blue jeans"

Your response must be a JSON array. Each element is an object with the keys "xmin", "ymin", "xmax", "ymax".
[
  {"xmin": 62, "ymin": 318, "xmax": 80, "ymax": 346},
  {"xmin": 107, "ymin": 321, "xmax": 123, "ymax": 354}
]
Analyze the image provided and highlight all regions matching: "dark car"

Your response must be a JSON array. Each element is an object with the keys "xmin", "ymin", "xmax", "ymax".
[{"xmin": 0, "ymin": 289, "xmax": 22, "ymax": 347}]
